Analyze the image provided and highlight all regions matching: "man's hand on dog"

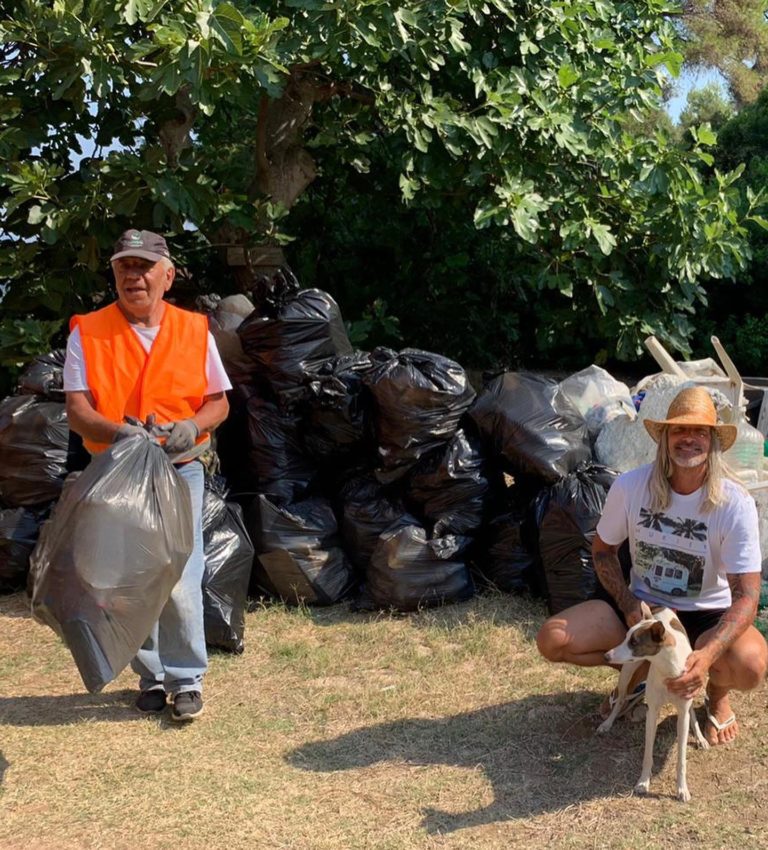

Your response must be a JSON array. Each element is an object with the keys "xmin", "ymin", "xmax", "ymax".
[{"xmin": 665, "ymin": 649, "xmax": 711, "ymax": 699}]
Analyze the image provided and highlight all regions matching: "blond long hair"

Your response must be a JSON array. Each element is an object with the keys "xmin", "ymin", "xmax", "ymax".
[{"xmin": 648, "ymin": 426, "xmax": 744, "ymax": 513}]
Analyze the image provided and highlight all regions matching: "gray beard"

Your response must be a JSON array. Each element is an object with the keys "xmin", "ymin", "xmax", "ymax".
[{"xmin": 671, "ymin": 452, "xmax": 708, "ymax": 470}]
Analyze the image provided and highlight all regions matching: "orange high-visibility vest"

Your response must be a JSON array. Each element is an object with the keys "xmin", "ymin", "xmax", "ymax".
[{"xmin": 70, "ymin": 302, "xmax": 209, "ymax": 454}]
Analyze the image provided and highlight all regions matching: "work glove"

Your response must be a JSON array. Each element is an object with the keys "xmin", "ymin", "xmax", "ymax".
[
  {"xmin": 113, "ymin": 423, "xmax": 151, "ymax": 443},
  {"xmin": 156, "ymin": 419, "xmax": 200, "ymax": 454}
]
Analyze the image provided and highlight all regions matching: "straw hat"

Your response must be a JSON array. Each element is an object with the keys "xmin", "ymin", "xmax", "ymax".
[{"xmin": 643, "ymin": 386, "xmax": 737, "ymax": 452}]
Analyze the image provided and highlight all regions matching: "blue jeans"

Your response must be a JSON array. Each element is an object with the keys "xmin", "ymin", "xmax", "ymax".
[{"xmin": 131, "ymin": 460, "xmax": 208, "ymax": 696}]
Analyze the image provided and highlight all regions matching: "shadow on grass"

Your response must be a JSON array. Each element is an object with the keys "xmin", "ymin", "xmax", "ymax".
[
  {"xmin": 0, "ymin": 689, "xmax": 164, "ymax": 727},
  {"xmin": 0, "ymin": 751, "xmax": 8, "ymax": 787},
  {"xmin": 288, "ymin": 692, "xmax": 687, "ymax": 832}
]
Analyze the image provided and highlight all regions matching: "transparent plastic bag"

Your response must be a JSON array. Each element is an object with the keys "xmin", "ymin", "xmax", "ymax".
[
  {"xmin": 559, "ymin": 365, "xmax": 635, "ymax": 440},
  {"xmin": 595, "ymin": 378, "xmax": 690, "ymax": 473},
  {"xmin": 30, "ymin": 436, "xmax": 194, "ymax": 693}
]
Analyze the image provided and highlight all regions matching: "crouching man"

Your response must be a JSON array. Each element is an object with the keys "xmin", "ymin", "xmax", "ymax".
[
  {"xmin": 64, "ymin": 229, "xmax": 231, "ymax": 721},
  {"xmin": 536, "ymin": 387, "xmax": 767, "ymax": 744}
]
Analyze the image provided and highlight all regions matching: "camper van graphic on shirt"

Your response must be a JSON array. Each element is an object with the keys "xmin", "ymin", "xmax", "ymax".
[{"xmin": 634, "ymin": 507, "xmax": 707, "ymax": 599}]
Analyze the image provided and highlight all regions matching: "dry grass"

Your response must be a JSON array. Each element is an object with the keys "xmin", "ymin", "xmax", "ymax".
[{"xmin": 1, "ymin": 590, "xmax": 767, "ymax": 850}]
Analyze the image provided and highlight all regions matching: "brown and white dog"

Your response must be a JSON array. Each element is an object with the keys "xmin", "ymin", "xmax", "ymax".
[{"xmin": 597, "ymin": 602, "xmax": 709, "ymax": 802}]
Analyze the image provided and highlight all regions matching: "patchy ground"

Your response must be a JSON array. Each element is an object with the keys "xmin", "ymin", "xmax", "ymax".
[{"xmin": 1, "ymin": 590, "xmax": 766, "ymax": 850}]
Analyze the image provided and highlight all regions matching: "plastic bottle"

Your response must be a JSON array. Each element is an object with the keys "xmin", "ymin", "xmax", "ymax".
[{"xmin": 725, "ymin": 416, "xmax": 765, "ymax": 482}]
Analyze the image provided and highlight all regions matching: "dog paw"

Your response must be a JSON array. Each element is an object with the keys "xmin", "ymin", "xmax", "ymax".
[
  {"xmin": 634, "ymin": 781, "xmax": 650, "ymax": 796},
  {"xmin": 677, "ymin": 787, "xmax": 691, "ymax": 803}
]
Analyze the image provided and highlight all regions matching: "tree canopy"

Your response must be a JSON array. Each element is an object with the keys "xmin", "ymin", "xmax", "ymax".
[
  {"xmin": 680, "ymin": 1, "xmax": 768, "ymax": 107},
  {"xmin": 689, "ymin": 85, "xmax": 768, "ymax": 373},
  {"xmin": 678, "ymin": 81, "xmax": 735, "ymax": 134},
  {"xmin": 0, "ymin": 0, "xmax": 763, "ymax": 374}
]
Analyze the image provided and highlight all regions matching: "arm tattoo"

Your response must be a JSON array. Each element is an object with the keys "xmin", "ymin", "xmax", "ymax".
[
  {"xmin": 594, "ymin": 549, "xmax": 635, "ymax": 614},
  {"xmin": 705, "ymin": 574, "xmax": 761, "ymax": 661}
]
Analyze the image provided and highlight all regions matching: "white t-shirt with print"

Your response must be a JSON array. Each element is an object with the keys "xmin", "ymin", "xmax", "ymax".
[
  {"xmin": 63, "ymin": 325, "xmax": 233, "ymax": 394},
  {"xmin": 596, "ymin": 464, "xmax": 761, "ymax": 611}
]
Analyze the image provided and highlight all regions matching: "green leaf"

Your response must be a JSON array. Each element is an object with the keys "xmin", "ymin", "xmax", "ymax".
[
  {"xmin": 748, "ymin": 216, "xmax": 768, "ymax": 232},
  {"xmin": 212, "ymin": 3, "xmax": 244, "ymax": 53},
  {"xmin": 123, "ymin": 0, "xmax": 160, "ymax": 25},
  {"xmin": 695, "ymin": 124, "xmax": 717, "ymax": 146},
  {"xmin": 51, "ymin": 67, "xmax": 82, "ymax": 101},
  {"xmin": 646, "ymin": 50, "xmax": 683, "ymax": 77},
  {"xmin": 27, "ymin": 205, "xmax": 45, "ymax": 225},
  {"xmin": 557, "ymin": 64, "xmax": 579, "ymax": 88},
  {"xmin": 511, "ymin": 205, "xmax": 538, "ymax": 243},
  {"xmin": 590, "ymin": 222, "xmax": 617, "ymax": 256}
]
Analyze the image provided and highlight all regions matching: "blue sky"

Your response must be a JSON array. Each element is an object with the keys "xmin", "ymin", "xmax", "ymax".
[{"xmin": 666, "ymin": 67, "xmax": 727, "ymax": 122}]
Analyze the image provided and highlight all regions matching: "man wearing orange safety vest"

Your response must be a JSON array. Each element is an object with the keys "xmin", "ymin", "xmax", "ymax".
[{"xmin": 63, "ymin": 229, "xmax": 231, "ymax": 721}]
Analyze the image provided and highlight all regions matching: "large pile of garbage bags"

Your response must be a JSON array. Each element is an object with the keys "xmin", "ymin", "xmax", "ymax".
[{"xmin": 3, "ymin": 269, "xmax": 763, "ymax": 691}]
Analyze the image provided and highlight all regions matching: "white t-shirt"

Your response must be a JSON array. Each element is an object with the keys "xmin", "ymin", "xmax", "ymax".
[
  {"xmin": 596, "ymin": 463, "xmax": 761, "ymax": 611},
  {"xmin": 63, "ymin": 324, "xmax": 233, "ymax": 395}
]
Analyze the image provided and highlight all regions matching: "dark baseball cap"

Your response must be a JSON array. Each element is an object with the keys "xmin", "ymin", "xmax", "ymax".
[{"xmin": 110, "ymin": 229, "xmax": 172, "ymax": 264}]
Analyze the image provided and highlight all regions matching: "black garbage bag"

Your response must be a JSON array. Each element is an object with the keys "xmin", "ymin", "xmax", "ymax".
[
  {"xmin": 536, "ymin": 464, "xmax": 619, "ymax": 614},
  {"xmin": 340, "ymin": 475, "xmax": 407, "ymax": 572},
  {"xmin": 18, "ymin": 350, "xmax": 67, "ymax": 399},
  {"xmin": 0, "ymin": 395, "xmax": 69, "ymax": 507},
  {"xmin": 238, "ymin": 288, "xmax": 353, "ymax": 393},
  {"xmin": 249, "ymin": 266, "xmax": 301, "ymax": 315},
  {"xmin": 202, "ymin": 476, "xmax": 231, "ymax": 529},
  {"xmin": 405, "ymin": 428, "xmax": 489, "ymax": 537},
  {"xmin": 250, "ymin": 494, "xmax": 354, "ymax": 605},
  {"xmin": 246, "ymin": 394, "xmax": 316, "ymax": 504},
  {"xmin": 301, "ymin": 351, "xmax": 375, "ymax": 465},
  {"xmin": 216, "ymin": 381, "xmax": 265, "ymax": 495},
  {"xmin": 202, "ymin": 481, "xmax": 254, "ymax": 654},
  {"xmin": 360, "ymin": 522, "xmax": 475, "ymax": 611},
  {"xmin": 0, "ymin": 507, "xmax": 45, "ymax": 593},
  {"xmin": 30, "ymin": 436, "xmax": 194, "ymax": 693},
  {"xmin": 475, "ymin": 504, "xmax": 539, "ymax": 595},
  {"xmin": 364, "ymin": 347, "xmax": 476, "ymax": 483},
  {"xmin": 468, "ymin": 372, "xmax": 590, "ymax": 484}
]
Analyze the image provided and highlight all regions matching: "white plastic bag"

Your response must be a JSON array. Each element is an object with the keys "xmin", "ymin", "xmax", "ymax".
[
  {"xmin": 595, "ymin": 377, "xmax": 691, "ymax": 472},
  {"xmin": 559, "ymin": 365, "xmax": 635, "ymax": 440}
]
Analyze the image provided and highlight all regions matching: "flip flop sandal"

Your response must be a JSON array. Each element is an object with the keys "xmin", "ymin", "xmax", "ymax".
[
  {"xmin": 606, "ymin": 681, "xmax": 647, "ymax": 721},
  {"xmin": 704, "ymin": 696, "xmax": 736, "ymax": 734}
]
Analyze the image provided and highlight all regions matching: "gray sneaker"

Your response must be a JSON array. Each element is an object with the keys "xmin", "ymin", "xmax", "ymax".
[{"xmin": 171, "ymin": 691, "xmax": 203, "ymax": 722}]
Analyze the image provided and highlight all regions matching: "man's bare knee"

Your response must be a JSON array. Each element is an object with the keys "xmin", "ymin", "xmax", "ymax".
[
  {"xmin": 740, "ymin": 652, "xmax": 768, "ymax": 690},
  {"xmin": 536, "ymin": 620, "xmax": 567, "ymax": 662},
  {"xmin": 711, "ymin": 646, "xmax": 768, "ymax": 692}
]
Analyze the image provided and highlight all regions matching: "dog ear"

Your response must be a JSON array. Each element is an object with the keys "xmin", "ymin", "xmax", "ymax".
[
  {"xmin": 640, "ymin": 601, "xmax": 653, "ymax": 620},
  {"xmin": 649, "ymin": 621, "xmax": 666, "ymax": 643}
]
